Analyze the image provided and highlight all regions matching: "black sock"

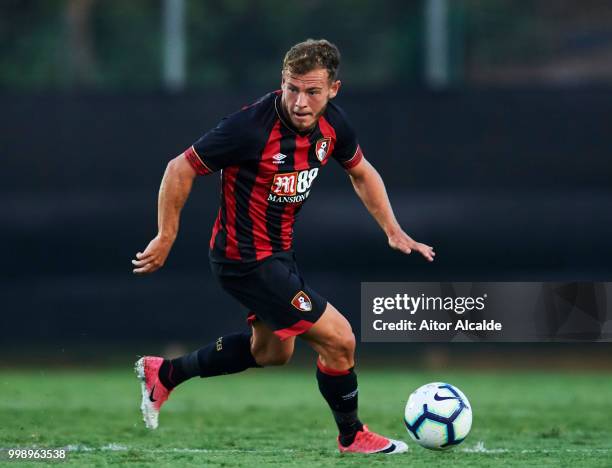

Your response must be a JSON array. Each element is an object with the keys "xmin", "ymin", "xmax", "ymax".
[
  {"xmin": 316, "ymin": 359, "xmax": 363, "ymax": 447},
  {"xmin": 158, "ymin": 332, "xmax": 260, "ymax": 390}
]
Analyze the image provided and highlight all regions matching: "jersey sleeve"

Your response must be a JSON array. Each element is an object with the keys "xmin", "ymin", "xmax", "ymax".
[
  {"xmin": 184, "ymin": 109, "xmax": 258, "ymax": 175},
  {"xmin": 328, "ymin": 106, "xmax": 364, "ymax": 170}
]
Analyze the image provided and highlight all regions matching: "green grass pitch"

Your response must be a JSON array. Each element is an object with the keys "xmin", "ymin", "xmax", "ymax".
[{"xmin": 1, "ymin": 367, "xmax": 611, "ymax": 467}]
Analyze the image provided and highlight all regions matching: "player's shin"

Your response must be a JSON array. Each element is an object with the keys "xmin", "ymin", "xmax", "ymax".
[
  {"xmin": 158, "ymin": 332, "xmax": 260, "ymax": 390},
  {"xmin": 316, "ymin": 358, "xmax": 363, "ymax": 446}
]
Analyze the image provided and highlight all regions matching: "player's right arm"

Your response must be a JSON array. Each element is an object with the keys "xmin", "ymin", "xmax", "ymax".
[
  {"xmin": 132, "ymin": 99, "xmax": 263, "ymax": 274},
  {"xmin": 132, "ymin": 153, "xmax": 197, "ymax": 274}
]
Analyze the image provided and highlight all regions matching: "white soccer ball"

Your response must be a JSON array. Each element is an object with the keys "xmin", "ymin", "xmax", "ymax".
[{"xmin": 404, "ymin": 382, "xmax": 472, "ymax": 450}]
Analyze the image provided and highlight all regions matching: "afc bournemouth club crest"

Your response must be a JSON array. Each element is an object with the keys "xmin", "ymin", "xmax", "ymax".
[
  {"xmin": 291, "ymin": 291, "xmax": 313, "ymax": 312},
  {"xmin": 315, "ymin": 137, "xmax": 331, "ymax": 162}
]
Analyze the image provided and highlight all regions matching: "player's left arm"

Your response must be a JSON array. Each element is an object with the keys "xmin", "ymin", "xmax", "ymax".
[{"xmin": 346, "ymin": 158, "xmax": 435, "ymax": 262}]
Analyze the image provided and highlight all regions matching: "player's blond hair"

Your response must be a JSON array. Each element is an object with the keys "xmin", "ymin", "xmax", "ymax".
[{"xmin": 282, "ymin": 39, "xmax": 341, "ymax": 82}]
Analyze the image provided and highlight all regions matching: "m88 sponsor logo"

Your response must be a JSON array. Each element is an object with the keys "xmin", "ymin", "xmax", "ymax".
[{"xmin": 269, "ymin": 168, "xmax": 319, "ymax": 203}]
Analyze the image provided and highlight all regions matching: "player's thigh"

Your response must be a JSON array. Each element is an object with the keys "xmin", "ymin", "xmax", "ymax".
[
  {"xmin": 301, "ymin": 302, "xmax": 355, "ymax": 357},
  {"xmin": 218, "ymin": 253, "xmax": 326, "ymax": 339},
  {"xmin": 251, "ymin": 319, "xmax": 295, "ymax": 365}
]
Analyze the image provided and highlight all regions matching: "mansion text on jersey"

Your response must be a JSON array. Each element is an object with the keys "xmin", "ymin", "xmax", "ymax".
[{"xmin": 268, "ymin": 190, "xmax": 311, "ymax": 203}]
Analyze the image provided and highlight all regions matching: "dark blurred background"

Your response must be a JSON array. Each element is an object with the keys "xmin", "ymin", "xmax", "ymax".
[{"xmin": 1, "ymin": 0, "xmax": 611, "ymax": 366}]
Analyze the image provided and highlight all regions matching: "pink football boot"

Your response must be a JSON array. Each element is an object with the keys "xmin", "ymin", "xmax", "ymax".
[
  {"xmin": 338, "ymin": 425, "xmax": 408, "ymax": 454},
  {"xmin": 134, "ymin": 356, "xmax": 172, "ymax": 429}
]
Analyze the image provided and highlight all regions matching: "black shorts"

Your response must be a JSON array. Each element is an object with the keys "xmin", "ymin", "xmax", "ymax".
[{"xmin": 210, "ymin": 251, "xmax": 327, "ymax": 340}]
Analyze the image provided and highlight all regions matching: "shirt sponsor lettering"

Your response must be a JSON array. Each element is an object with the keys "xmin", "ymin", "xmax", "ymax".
[{"xmin": 269, "ymin": 168, "xmax": 319, "ymax": 203}]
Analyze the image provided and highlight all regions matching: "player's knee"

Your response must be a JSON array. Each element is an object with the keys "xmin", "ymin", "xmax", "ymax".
[
  {"xmin": 323, "ymin": 331, "xmax": 355, "ymax": 364},
  {"xmin": 266, "ymin": 349, "xmax": 293, "ymax": 366},
  {"xmin": 252, "ymin": 346, "xmax": 293, "ymax": 367},
  {"xmin": 337, "ymin": 332, "xmax": 356, "ymax": 360}
]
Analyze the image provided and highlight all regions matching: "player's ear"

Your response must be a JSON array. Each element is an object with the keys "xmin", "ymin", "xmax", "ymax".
[{"xmin": 329, "ymin": 80, "xmax": 341, "ymax": 99}]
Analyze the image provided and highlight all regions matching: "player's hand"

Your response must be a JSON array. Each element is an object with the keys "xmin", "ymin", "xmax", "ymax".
[
  {"xmin": 132, "ymin": 235, "xmax": 174, "ymax": 274},
  {"xmin": 388, "ymin": 230, "xmax": 435, "ymax": 262}
]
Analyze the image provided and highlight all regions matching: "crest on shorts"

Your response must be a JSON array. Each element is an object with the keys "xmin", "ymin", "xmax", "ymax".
[
  {"xmin": 291, "ymin": 291, "xmax": 313, "ymax": 312},
  {"xmin": 315, "ymin": 137, "xmax": 331, "ymax": 162}
]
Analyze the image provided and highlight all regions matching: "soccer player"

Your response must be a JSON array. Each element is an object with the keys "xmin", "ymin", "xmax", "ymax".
[{"xmin": 133, "ymin": 39, "xmax": 434, "ymax": 454}]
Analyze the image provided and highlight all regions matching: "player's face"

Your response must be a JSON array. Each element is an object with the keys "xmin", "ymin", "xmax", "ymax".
[{"xmin": 281, "ymin": 68, "xmax": 340, "ymax": 131}]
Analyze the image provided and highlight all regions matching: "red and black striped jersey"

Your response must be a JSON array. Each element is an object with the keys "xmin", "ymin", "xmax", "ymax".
[{"xmin": 184, "ymin": 91, "xmax": 363, "ymax": 263}]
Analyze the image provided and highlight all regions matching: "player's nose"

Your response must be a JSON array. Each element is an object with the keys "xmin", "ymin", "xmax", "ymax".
[{"xmin": 295, "ymin": 92, "xmax": 308, "ymax": 107}]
